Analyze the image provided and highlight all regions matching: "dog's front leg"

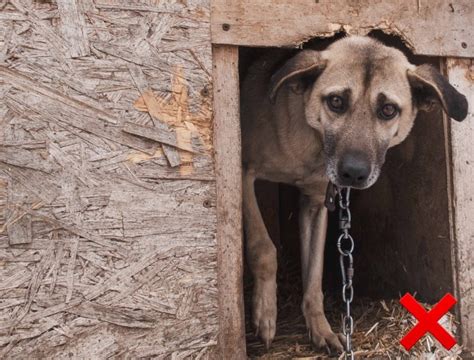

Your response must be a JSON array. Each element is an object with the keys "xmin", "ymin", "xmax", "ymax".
[
  {"xmin": 243, "ymin": 169, "xmax": 277, "ymax": 348},
  {"xmin": 299, "ymin": 192, "xmax": 343, "ymax": 352}
]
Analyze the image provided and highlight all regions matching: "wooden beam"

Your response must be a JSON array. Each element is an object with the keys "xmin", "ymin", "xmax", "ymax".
[
  {"xmin": 445, "ymin": 58, "xmax": 474, "ymax": 351},
  {"xmin": 211, "ymin": 0, "xmax": 473, "ymax": 58},
  {"xmin": 212, "ymin": 45, "xmax": 246, "ymax": 358}
]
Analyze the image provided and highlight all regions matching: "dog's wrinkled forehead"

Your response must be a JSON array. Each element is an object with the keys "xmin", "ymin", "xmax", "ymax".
[{"xmin": 318, "ymin": 37, "xmax": 413, "ymax": 100}]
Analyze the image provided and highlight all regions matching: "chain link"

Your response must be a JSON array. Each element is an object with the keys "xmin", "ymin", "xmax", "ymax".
[{"xmin": 336, "ymin": 187, "xmax": 355, "ymax": 360}]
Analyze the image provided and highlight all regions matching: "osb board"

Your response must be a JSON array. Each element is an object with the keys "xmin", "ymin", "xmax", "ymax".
[
  {"xmin": 211, "ymin": 0, "xmax": 473, "ymax": 57},
  {"xmin": 447, "ymin": 58, "xmax": 474, "ymax": 351},
  {"xmin": 0, "ymin": 0, "xmax": 218, "ymax": 358}
]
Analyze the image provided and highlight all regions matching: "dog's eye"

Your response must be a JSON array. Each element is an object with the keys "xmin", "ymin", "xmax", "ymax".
[
  {"xmin": 379, "ymin": 104, "xmax": 398, "ymax": 120},
  {"xmin": 327, "ymin": 95, "xmax": 346, "ymax": 113}
]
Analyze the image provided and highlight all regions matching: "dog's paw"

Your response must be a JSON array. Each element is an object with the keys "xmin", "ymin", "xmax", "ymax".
[
  {"xmin": 302, "ymin": 299, "xmax": 344, "ymax": 354},
  {"xmin": 306, "ymin": 314, "xmax": 344, "ymax": 353},
  {"xmin": 252, "ymin": 280, "xmax": 277, "ymax": 349}
]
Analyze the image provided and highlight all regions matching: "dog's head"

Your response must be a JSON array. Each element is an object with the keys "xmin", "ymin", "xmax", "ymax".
[{"xmin": 269, "ymin": 36, "xmax": 468, "ymax": 189}]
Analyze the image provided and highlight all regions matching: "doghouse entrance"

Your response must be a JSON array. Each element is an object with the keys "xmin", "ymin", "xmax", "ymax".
[{"xmin": 240, "ymin": 33, "xmax": 456, "ymax": 358}]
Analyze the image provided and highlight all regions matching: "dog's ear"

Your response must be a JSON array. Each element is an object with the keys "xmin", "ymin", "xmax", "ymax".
[
  {"xmin": 407, "ymin": 64, "xmax": 468, "ymax": 121},
  {"xmin": 269, "ymin": 50, "xmax": 326, "ymax": 102}
]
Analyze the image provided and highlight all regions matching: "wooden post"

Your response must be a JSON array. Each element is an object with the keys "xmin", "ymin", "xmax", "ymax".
[
  {"xmin": 445, "ymin": 58, "xmax": 474, "ymax": 350},
  {"xmin": 212, "ymin": 45, "xmax": 246, "ymax": 358}
]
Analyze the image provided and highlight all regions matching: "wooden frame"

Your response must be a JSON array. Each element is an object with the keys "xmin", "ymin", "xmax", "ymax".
[
  {"xmin": 446, "ymin": 58, "xmax": 474, "ymax": 349},
  {"xmin": 213, "ymin": 45, "xmax": 247, "ymax": 358},
  {"xmin": 211, "ymin": 0, "xmax": 473, "ymax": 57},
  {"xmin": 211, "ymin": 1, "xmax": 473, "ymax": 353}
]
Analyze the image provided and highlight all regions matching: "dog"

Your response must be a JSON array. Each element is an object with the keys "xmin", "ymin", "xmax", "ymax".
[{"xmin": 240, "ymin": 36, "xmax": 468, "ymax": 352}]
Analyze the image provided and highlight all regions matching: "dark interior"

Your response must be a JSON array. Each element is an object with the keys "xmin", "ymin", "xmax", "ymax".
[{"xmin": 240, "ymin": 32, "xmax": 453, "ymax": 357}]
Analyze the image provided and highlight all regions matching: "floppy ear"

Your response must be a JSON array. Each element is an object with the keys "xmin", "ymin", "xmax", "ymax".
[
  {"xmin": 269, "ymin": 50, "xmax": 326, "ymax": 102},
  {"xmin": 407, "ymin": 64, "xmax": 468, "ymax": 121}
]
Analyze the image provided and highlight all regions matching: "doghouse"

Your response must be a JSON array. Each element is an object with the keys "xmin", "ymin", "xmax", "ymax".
[{"xmin": 0, "ymin": 0, "xmax": 472, "ymax": 358}]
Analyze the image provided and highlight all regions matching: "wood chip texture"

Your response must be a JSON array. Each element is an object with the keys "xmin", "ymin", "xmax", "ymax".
[{"xmin": 0, "ymin": 0, "xmax": 217, "ymax": 358}]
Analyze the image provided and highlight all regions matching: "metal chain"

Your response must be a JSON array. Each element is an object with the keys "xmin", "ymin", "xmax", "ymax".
[{"xmin": 336, "ymin": 187, "xmax": 355, "ymax": 360}]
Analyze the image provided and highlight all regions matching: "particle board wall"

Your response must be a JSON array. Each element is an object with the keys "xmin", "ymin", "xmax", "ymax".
[{"xmin": 0, "ymin": 0, "xmax": 218, "ymax": 357}]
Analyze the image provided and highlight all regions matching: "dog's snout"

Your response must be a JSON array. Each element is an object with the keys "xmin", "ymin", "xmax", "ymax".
[{"xmin": 337, "ymin": 152, "xmax": 371, "ymax": 187}]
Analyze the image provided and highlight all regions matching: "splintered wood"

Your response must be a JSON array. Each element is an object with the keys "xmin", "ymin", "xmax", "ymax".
[{"xmin": 0, "ymin": 0, "xmax": 217, "ymax": 357}]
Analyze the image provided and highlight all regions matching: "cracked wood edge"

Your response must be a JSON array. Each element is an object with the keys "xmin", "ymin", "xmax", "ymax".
[{"xmin": 211, "ymin": 0, "xmax": 473, "ymax": 57}]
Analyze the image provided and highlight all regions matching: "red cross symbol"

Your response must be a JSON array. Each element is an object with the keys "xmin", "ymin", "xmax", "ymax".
[{"xmin": 400, "ymin": 293, "xmax": 457, "ymax": 350}]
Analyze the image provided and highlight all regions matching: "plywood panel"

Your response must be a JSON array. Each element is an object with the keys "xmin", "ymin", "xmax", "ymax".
[
  {"xmin": 446, "ymin": 58, "xmax": 474, "ymax": 350},
  {"xmin": 211, "ymin": 0, "xmax": 473, "ymax": 57},
  {"xmin": 0, "ymin": 0, "xmax": 218, "ymax": 357}
]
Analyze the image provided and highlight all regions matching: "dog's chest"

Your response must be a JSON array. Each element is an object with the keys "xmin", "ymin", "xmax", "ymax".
[
  {"xmin": 292, "ymin": 159, "xmax": 327, "ymax": 187},
  {"xmin": 294, "ymin": 168, "xmax": 327, "ymax": 187},
  {"xmin": 260, "ymin": 151, "xmax": 327, "ymax": 187}
]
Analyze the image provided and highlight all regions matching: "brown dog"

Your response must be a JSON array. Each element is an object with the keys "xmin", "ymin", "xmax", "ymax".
[{"xmin": 241, "ymin": 36, "xmax": 468, "ymax": 352}]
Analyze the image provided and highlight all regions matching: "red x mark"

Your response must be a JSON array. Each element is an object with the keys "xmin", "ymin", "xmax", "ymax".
[{"xmin": 400, "ymin": 293, "xmax": 457, "ymax": 350}]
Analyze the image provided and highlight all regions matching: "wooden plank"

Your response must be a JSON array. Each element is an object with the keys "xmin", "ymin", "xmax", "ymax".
[
  {"xmin": 446, "ymin": 58, "xmax": 474, "ymax": 351},
  {"xmin": 211, "ymin": 0, "xmax": 474, "ymax": 57},
  {"xmin": 212, "ymin": 45, "xmax": 246, "ymax": 358}
]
